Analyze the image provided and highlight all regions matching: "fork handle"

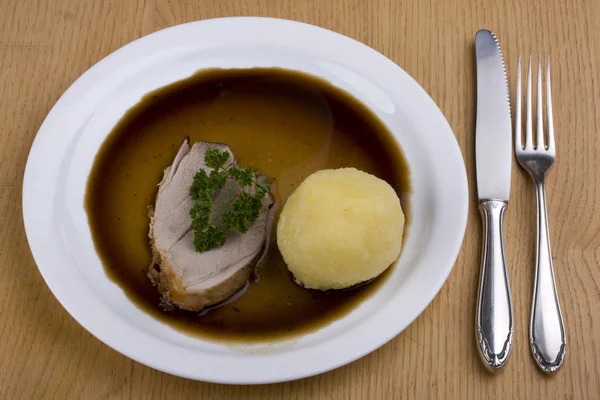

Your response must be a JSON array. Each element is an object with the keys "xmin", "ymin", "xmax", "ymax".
[
  {"xmin": 476, "ymin": 200, "xmax": 514, "ymax": 372},
  {"xmin": 530, "ymin": 180, "xmax": 566, "ymax": 373}
]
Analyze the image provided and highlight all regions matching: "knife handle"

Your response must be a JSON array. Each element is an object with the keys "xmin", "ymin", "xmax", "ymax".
[{"xmin": 476, "ymin": 200, "xmax": 514, "ymax": 372}]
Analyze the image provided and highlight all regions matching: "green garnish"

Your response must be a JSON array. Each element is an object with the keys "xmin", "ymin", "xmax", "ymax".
[{"xmin": 189, "ymin": 147, "xmax": 270, "ymax": 252}]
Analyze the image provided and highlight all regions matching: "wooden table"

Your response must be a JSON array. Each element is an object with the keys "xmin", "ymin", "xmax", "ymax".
[{"xmin": 2, "ymin": 0, "xmax": 599, "ymax": 398}]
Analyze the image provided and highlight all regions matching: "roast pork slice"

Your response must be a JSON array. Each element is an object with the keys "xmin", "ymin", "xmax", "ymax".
[{"xmin": 148, "ymin": 138, "xmax": 275, "ymax": 311}]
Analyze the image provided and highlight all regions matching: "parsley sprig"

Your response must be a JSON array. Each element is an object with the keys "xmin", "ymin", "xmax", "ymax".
[{"xmin": 189, "ymin": 147, "xmax": 270, "ymax": 252}]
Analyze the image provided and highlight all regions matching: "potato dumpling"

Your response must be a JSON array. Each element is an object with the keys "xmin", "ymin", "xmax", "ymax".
[{"xmin": 277, "ymin": 168, "xmax": 405, "ymax": 290}]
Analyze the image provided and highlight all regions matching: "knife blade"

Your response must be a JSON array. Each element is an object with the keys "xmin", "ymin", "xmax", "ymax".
[
  {"xmin": 474, "ymin": 29, "xmax": 514, "ymax": 372},
  {"xmin": 476, "ymin": 30, "xmax": 512, "ymax": 200}
]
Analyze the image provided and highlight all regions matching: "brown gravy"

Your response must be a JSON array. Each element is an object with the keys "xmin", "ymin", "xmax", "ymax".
[{"xmin": 85, "ymin": 68, "xmax": 410, "ymax": 342}]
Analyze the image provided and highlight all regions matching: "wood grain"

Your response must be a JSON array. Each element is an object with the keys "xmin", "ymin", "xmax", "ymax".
[{"xmin": 1, "ymin": 0, "xmax": 599, "ymax": 398}]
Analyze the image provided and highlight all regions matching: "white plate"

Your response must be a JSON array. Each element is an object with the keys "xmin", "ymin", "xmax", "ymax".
[{"xmin": 22, "ymin": 17, "xmax": 468, "ymax": 384}]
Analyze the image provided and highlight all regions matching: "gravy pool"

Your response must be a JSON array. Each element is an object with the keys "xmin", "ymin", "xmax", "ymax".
[{"xmin": 85, "ymin": 68, "xmax": 410, "ymax": 342}]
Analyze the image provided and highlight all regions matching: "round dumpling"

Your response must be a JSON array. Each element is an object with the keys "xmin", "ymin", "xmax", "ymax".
[{"xmin": 276, "ymin": 167, "xmax": 405, "ymax": 290}]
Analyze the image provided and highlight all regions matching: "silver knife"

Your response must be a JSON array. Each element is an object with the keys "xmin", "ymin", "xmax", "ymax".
[{"xmin": 474, "ymin": 30, "xmax": 514, "ymax": 372}]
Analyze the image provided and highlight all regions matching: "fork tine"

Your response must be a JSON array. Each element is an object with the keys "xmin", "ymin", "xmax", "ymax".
[
  {"xmin": 546, "ymin": 56, "xmax": 555, "ymax": 151},
  {"xmin": 525, "ymin": 55, "xmax": 533, "ymax": 149},
  {"xmin": 536, "ymin": 56, "xmax": 544, "ymax": 149},
  {"xmin": 515, "ymin": 56, "xmax": 522, "ymax": 151}
]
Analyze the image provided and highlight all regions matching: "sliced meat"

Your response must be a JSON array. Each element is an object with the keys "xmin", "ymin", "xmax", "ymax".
[{"xmin": 148, "ymin": 138, "xmax": 275, "ymax": 311}]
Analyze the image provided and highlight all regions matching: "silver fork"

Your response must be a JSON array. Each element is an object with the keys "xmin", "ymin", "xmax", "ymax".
[{"xmin": 515, "ymin": 55, "xmax": 566, "ymax": 373}]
